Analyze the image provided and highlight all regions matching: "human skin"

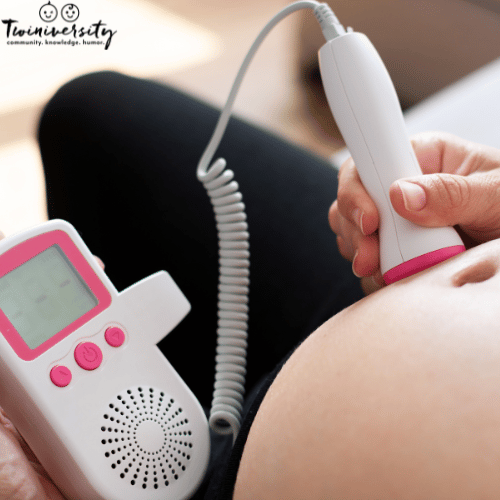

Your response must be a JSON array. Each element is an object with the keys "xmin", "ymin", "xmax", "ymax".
[
  {"xmin": 5, "ymin": 241, "xmax": 500, "ymax": 499},
  {"xmin": 0, "ymin": 251, "xmax": 104, "ymax": 500},
  {"xmin": 4, "ymin": 133, "xmax": 500, "ymax": 498},
  {"xmin": 234, "ymin": 238, "xmax": 500, "ymax": 499},
  {"xmin": 329, "ymin": 132, "xmax": 500, "ymax": 293}
]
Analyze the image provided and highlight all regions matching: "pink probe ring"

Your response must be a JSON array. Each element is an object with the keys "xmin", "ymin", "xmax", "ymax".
[{"xmin": 383, "ymin": 245, "xmax": 466, "ymax": 284}]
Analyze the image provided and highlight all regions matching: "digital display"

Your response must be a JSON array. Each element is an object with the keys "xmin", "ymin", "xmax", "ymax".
[{"xmin": 0, "ymin": 244, "xmax": 98, "ymax": 349}]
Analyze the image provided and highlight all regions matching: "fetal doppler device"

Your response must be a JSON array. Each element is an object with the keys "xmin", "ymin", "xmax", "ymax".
[{"xmin": 0, "ymin": 2, "xmax": 465, "ymax": 499}]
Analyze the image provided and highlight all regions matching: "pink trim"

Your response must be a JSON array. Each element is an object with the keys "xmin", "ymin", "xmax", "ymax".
[
  {"xmin": 74, "ymin": 342, "xmax": 103, "ymax": 371},
  {"xmin": 383, "ymin": 245, "xmax": 465, "ymax": 284},
  {"xmin": 0, "ymin": 230, "xmax": 112, "ymax": 361}
]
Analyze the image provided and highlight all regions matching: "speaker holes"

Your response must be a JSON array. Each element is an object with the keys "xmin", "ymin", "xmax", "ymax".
[{"xmin": 100, "ymin": 386, "xmax": 194, "ymax": 491}]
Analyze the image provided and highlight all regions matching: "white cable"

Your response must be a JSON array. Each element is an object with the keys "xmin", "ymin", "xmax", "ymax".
[
  {"xmin": 199, "ymin": 157, "xmax": 249, "ymax": 441},
  {"xmin": 197, "ymin": 1, "xmax": 343, "ymax": 443}
]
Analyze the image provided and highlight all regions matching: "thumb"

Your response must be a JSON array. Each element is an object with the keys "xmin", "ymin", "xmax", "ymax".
[{"xmin": 389, "ymin": 172, "xmax": 500, "ymax": 233}]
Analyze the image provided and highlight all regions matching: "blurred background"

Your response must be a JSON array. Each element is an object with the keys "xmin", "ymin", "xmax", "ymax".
[{"xmin": 1, "ymin": 0, "xmax": 500, "ymax": 236}]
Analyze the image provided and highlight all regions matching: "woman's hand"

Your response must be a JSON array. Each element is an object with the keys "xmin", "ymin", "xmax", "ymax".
[
  {"xmin": 329, "ymin": 132, "xmax": 500, "ymax": 294},
  {"xmin": 0, "ymin": 408, "xmax": 66, "ymax": 500},
  {"xmin": 0, "ymin": 248, "xmax": 105, "ymax": 500}
]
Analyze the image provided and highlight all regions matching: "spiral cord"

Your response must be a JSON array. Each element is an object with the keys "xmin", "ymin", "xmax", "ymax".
[
  {"xmin": 198, "ymin": 159, "xmax": 249, "ymax": 441},
  {"xmin": 196, "ymin": 1, "xmax": 340, "ymax": 443}
]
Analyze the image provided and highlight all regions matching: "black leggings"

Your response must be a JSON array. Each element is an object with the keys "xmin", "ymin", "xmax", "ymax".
[{"xmin": 37, "ymin": 71, "xmax": 364, "ymax": 409}]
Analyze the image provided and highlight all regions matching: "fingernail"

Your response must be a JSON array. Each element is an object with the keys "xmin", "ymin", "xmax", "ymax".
[
  {"xmin": 397, "ymin": 181, "xmax": 426, "ymax": 211},
  {"xmin": 352, "ymin": 208, "xmax": 365, "ymax": 235},
  {"xmin": 352, "ymin": 251, "xmax": 362, "ymax": 278}
]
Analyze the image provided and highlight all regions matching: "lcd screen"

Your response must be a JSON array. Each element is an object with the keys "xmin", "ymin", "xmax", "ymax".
[{"xmin": 0, "ymin": 244, "xmax": 98, "ymax": 349}]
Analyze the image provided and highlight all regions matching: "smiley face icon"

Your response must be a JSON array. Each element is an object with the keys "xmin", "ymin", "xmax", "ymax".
[
  {"xmin": 61, "ymin": 3, "xmax": 80, "ymax": 22},
  {"xmin": 39, "ymin": 1, "xmax": 58, "ymax": 22}
]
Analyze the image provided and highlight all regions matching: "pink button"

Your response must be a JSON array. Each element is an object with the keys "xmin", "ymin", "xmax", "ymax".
[
  {"xmin": 105, "ymin": 327, "xmax": 125, "ymax": 347},
  {"xmin": 74, "ymin": 342, "xmax": 102, "ymax": 370},
  {"xmin": 50, "ymin": 365, "xmax": 72, "ymax": 387}
]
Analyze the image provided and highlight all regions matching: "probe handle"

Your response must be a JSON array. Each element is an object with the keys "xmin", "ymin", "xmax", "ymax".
[{"xmin": 318, "ymin": 32, "xmax": 465, "ymax": 283}]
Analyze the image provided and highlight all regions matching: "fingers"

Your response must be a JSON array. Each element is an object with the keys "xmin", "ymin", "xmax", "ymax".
[
  {"xmin": 389, "ymin": 172, "xmax": 500, "ymax": 242},
  {"xmin": 410, "ymin": 132, "xmax": 470, "ymax": 175},
  {"xmin": 0, "ymin": 409, "xmax": 66, "ymax": 499},
  {"xmin": 411, "ymin": 131, "xmax": 500, "ymax": 176},
  {"xmin": 0, "ymin": 410, "xmax": 46, "ymax": 500},
  {"xmin": 391, "ymin": 132, "xmax": 500, "ymax": 246},
  {"xmin": 333, "ymin": 213, "xmax": 379, "ymax": 274},
  {"xmin": 93, "ymin": 256, "xmax": 105, "ymax": 270},
  {"xmin": 329, "ymin": 158, "xmax": 382, "ymax": 291},
  {"xmin": 351, "ymin": 233, "xmax": 380, "ymax": 278},
  {"xmin": 332, "ymin": 157, "xmax": 380, "ymax": 236},
  {"xmin": 0, "ymin": 408, "xmax": 38, "ymax": 466},
  {"xmin": 331, "ymin": 133, "xmax": 500, "ymax": 292}
]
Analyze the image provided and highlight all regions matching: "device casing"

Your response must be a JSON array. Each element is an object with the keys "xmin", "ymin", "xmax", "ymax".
[
  {"xmin": 319, "ymin": 32, "xmax": 464, "ymax": 283},
  {"xmin": 0, "ymin": 220, "xmax": 209, "ymax": 500}
]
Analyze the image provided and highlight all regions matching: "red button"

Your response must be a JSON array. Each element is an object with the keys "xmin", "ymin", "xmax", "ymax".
[
  {"xmin": 105, "ymin": 327, "xmax": 125, "ymax": 347},
  {"xmin": 50, "ymin": 365, "xmax": 72, "ymax": 387},
  {"xmin": 74, "ymin": 342, "xmax": 102, "ymax": 370}
]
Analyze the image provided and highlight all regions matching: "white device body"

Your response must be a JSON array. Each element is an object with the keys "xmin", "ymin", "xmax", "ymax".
[
  {"xmin": 318, "ymin": 32, "xmax": 464, "ymax": 280},
  {"xmin": 0, "ymin": 220, "xmax": 209, "ymax": 500}
]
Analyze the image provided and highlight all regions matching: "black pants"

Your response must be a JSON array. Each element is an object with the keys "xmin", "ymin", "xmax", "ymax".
[{"xmin": 37, "ymin": 71, "xmax": 364, "ymax": 410}]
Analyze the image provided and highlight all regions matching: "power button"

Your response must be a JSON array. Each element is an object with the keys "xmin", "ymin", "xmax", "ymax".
[{"xmin": 74, "ymin": 342, "xmax": 102, "ymax": 371}]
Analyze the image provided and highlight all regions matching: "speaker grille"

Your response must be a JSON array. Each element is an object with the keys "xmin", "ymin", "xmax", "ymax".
[{"xmin": 100, "ymin": 386, "xmax": 193, "ymax": 490}]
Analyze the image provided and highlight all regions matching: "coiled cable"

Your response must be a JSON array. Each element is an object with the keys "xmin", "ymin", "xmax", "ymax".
[
  {"xmin": 197, "ymin": 0, "xmax": 343, "ymax": 443},
  {"xmin": 198, "ymin": 158, "xmax": 249, "ymax": 441}
]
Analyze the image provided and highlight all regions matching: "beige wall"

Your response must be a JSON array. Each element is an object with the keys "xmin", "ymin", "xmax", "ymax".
[{"xmin": 295, "ymin": 0, "xmax": 500, "ymax": 148}]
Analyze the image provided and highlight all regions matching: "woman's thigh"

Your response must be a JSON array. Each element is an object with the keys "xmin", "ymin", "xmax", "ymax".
[{"xmin": 38, "ymin": 71, "xmax": 363, "ymax": 406}]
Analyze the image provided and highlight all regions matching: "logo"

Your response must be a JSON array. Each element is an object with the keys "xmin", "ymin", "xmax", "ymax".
[
  {"xmin": 39, "ymin": 2, "xmax": 57, "ymax": 22},
  {"xmin": 3, "ymin": 2, "xmax": 117, "ymax": 50},
  {"xmin": 61, "ymin": 4, "xmax": 79, "ymax": 23}
]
